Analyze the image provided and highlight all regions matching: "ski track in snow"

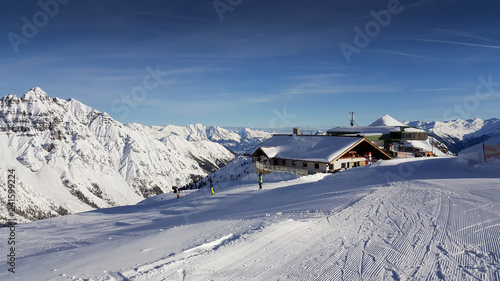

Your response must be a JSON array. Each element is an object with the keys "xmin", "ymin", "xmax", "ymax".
[
  {"xmin": 2, "ymin": 157, "xmax": 500, "ymax": 281},
  {"xmin": 117, "ymin": 182, "xmax": 500, "ymax": 280},
  {"xmin": 122, "ymin": 183, "xmax": 500, "ymax": 280}
]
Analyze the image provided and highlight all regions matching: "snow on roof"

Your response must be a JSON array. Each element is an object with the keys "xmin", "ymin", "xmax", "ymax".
[
  {"xmin": 249, "ymin": 135, "xmax": 363, "ymax": 163},
  {"xmin": 402, "ymin": 127, "xmax": 427, "ymax": 133},
  {"xmin": 369, "ymin": 115, "xmax": 406, "ymax": 126},
  {"xmin": 327, "ymin": 115, "xmax": 428, "ymax": 135},
  {"xmin": 327, "ymin": 126, "xmax": 401, "ymax": 135}
]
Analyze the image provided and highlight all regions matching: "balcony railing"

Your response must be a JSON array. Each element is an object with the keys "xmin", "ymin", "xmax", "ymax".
[{"xmin": 256, "ymin": 162, "xmax": 308, "ymax": 176}]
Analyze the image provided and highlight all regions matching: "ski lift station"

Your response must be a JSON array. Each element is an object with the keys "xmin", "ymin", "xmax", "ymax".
[
  {"xmin": 246, "ymin": 115, "xmax": 428, "ymax": 175},
  {"xmin": 327, "ymin": 114, "xmax": 428, "ymax": 153}
]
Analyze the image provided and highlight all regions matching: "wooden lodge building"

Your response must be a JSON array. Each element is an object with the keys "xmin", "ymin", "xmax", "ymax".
[{"xmin": 246, "ymin": 135, "xmax": 392, "ymax": 175}]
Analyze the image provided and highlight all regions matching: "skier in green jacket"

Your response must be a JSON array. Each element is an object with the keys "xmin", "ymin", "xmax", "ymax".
[{"xmin": 258, "ymin": 173, "xmax": 263, "ymax": 190}]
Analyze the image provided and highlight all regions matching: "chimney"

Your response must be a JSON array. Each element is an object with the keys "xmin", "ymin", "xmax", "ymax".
[{"xmin": 293, "ymin": 127, "xmax": 300, "ymax": 136}]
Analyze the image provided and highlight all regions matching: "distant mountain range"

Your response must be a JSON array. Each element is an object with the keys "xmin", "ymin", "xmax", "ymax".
[
  {"xmin": 0, "ymin": 88, "xmax": 270, "ymax": 223},
  {"xmin": 128, "ymin": 123, "xmax": 271, "ymax": 155},
  {"xmin": 405, "ymin": 118, "xmax": 500, "ymax": 154}
]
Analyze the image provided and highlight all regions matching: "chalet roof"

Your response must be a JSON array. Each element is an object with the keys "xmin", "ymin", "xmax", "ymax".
[
  {"xmin": 327, "ymin": 125, "xmax": 401, "ymax": 135},
  {"xmin": 247, "ymin": 135, "xmax": 366, "ymax": 163},
  {"xmin": 327, "ymin": 125, "xmax": 426, "ymax": 135}
]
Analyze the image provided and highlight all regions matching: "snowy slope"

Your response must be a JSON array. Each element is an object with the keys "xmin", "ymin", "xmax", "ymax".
[
  {"xmin": 406, "ymin": 118, "xmax": 500, "ymax": 154},
  {"xmin": 458, "ymin": 134, "xmax": 500, "ymax": 166},
  {"xmin": 0, "ymin": 88, "xmax": 234, "ymax": 223},
  {"xmin": 2, "ymin": 156, "xmax": 499, "ymax": 280}
]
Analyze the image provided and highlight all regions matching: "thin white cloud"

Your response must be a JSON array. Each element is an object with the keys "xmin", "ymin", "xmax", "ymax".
[
  {"xmin": 411, "ymin": 88, "xmax": 461, "ymax": 92},
  {"xmin": 403, "ymin": 0, "xmax": 439, "ymax": 10},
  {"xmin": 291, "ymin": 73, "xmax": 347, "ymax": 80},
  {"xmin": 282, "ymin": 87, "xmax": 346, "ymax": 96},
  {"xmin": 431, "ymin": 28, "xmax": 494, "ymax": 42},
  {"xmin": 281, "ymin": 83, "xmax": 400, "ymax": 97},
  {"xmin": 114, "ymin": 10, "xmax": 217, "ymax": 23},
  {"xmin": 412, "ymin": 38, "xmax": 500, "ymax": 49},
  {"xmin": 370, "ymin": 50, "xmax": 437, "ymax": 60}
]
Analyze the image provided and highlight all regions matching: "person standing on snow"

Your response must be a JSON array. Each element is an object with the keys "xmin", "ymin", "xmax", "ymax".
[
  {"xmin": 258, "ymin": 173, "xmax": 263, "ymax": 190},
  {"xmin": 210, "ymin": 182, "xmax": 215, "ymax": 195}
]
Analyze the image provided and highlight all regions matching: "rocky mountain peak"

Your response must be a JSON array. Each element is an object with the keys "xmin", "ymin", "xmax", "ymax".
[
  {"xmin": 21, "ymin": 87, "xmax": 52, "ymax": 102},
  {"xmin": 0, "ymin": 87, "xmax": 239, "ymax": 223}
]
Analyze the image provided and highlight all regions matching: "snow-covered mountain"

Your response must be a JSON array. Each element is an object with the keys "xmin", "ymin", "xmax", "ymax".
[
  {"xmin": 369, "ymin": 114, "xmax": 407, "ymax": 127},
  {"xmin": 0, "ymin": 88, "xmax": 236, "ymax": 223},
  {"xmin": 405, "ymin": 118, "xmax": 500, "ymax": 154},
  {"xmin": 128, "ymin": 123, "xmax": 272, "ymax": 155}
]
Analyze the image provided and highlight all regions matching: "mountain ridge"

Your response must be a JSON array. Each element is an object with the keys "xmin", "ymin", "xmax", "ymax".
[
  {"xmin": 405, "ymin": 117, "xmax": 500, "ymax": 154},
  {"xmin": 0, "ymin": 88, "xmax": 246, "ymax": 223}
]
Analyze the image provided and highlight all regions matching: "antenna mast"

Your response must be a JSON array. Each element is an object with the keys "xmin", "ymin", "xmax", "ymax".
[{"xmin": 349, "ymin": 112, "xmax": 357, "ymax": 127}]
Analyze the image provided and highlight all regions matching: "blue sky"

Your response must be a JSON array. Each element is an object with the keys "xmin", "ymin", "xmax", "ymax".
[{"xmin": 1, "ymin": 0, "xmax": 499, "ymax": 129}]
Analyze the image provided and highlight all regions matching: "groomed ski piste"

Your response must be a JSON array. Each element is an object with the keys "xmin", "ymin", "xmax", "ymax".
[{"xmin": 2, "ymin": 154, "xmax": 500, "ymax": 281}]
